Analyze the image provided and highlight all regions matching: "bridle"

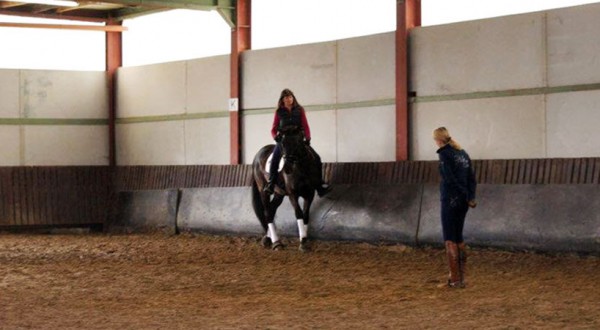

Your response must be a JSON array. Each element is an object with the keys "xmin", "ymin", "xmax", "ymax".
[{"xmin": 280, "ymin": 126, "xmax": 308, "ymax": 164}]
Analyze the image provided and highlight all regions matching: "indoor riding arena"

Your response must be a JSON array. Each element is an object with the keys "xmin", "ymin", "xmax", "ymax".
[{"xmin": 1, "ymin": 1, "xmax": 600, "ymax": 329}]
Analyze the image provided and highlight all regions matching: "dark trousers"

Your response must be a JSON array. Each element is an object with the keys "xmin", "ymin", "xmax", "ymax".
[
  {"xmin": 441, "ymin": 197, "xmax": 469, "ymax": 243},
  {"xmin": 269, "ymin": 143, "xmax": 283, "ymax": 177}
]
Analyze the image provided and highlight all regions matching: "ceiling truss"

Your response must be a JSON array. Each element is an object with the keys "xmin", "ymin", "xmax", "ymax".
[{"xmin": 0, "ymin": 0, "xmax": 237, "ymax": 26}]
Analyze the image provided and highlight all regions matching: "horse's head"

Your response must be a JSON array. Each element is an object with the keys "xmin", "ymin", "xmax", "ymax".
[{"xmin": 278, "ymin": 125, "xmax": 306, "ymax": 161}]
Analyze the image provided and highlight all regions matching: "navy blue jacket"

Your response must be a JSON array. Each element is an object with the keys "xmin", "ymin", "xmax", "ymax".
[{"xmin": 437, "ymin": 144, "xmax": 477, "ymax": 202}]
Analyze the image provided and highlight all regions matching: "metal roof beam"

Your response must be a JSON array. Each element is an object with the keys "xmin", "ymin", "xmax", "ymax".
[
  {"xmin": 0, "ymin": 8, "xmax": 108, "ymax": 22},
  {"xmin": 109, "ymin": 7, "xmax": 168, "ymax": 21},
  {"xmin": 0, "ymin": 2, "xmax": 28, "ymax": 8},
  {"xmin": 96, "ymin": 0, "xmax": 225, "ymax": 11},
  {"xmin": 216, "ymin": 0, "xmax": 234, "ymax": 27}
]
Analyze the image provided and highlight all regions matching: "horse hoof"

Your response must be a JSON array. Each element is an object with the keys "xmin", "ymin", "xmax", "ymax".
[
  {"xmin": 299, "ymin": 239, "xmax": 310, "ymax": 253},
  {"xmin": 272, "ymin": 241, "xmax": 285, "ymax": 251},
  {"xmin": 261, "ymin": 236, "xmax": 272, "ymax": 248}
]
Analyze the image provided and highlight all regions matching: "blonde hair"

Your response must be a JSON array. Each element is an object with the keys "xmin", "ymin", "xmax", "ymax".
[{"xmin": 433, "ymin": 127, "xmax": 462, "ymax": 150}]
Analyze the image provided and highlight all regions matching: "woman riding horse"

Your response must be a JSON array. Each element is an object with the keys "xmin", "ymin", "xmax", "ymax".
[{"xmin": 264, "ymin": 88, "xmax": 331, "ymax": 197}]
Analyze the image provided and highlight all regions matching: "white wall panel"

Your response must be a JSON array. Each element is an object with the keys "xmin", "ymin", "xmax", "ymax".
[
  {"xmin": 187, "ymin": 55, "xmax": 230, "ymax": 113},
  {"xmin": 116, "ymin": 121, "xmax": 185, "ymax": 165},
  {"xmin": 410, "ymin": 13, "xmax": 545, "ymax": 96},
  {"xmin": 337, "ymin": 106, "xmax": 396, "ymax": 162},
  {"xmin": 411, "ymin": 96, "xmax": 545, "ymax": 160},
  {"xmin": 184, "ymin": 117, "xmax": 230, "ymax": 165},
  {"xmin": 337, "ymin": 32, "xmax": 395, "ymax": 103},
  {"xmin": 117, "ymin": 61, "xmax": 186, "ymax": 118},
  {"xmin": 547, "ymin": 90, "xmax": 600, "ymax": 158},
  {"xmin": 547, "ymin": 3, "xmax": 600, "ymax": 86},
  {"xmin": 0, "ymin": 69, "xmax": 20, "ymax": 118},
  {"xmin": 20, "ymin": 70, "xmax": 107, "ymax": 119},
  {"xmin": 241, "ymin": 42, "xmax": 337, "ymax": 109},
  {"xmin": 24, "ymin": 125, "xmax": 108, "ymax": 165}
]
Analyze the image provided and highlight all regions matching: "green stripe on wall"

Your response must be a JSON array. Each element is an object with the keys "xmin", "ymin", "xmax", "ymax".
[
  {"xmin": 412, "ymin": 83, "xmax": 600, "ymax": 103},
  {"xmin": 242, "ymin": 98, "xmax": 397, "ymax": 115},
  {"xmin": 115, "ymin": 111, "xmax": 230, "ymax": 124},
  {"xmin": 4, "ymin": 82, "xmax": 600, "ymax": 126},
  {"xmin": 0, "ymin": 118, "xmax": 108, "ymax": 126}
]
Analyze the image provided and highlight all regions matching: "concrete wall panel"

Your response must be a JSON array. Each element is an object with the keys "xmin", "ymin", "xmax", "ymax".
[
  {"xmin": 411, "ymin": 96, "xmax": 545, "ymax": 160},
  {"xmin": 184, "ymin": 117, "xmax": 230, "ymax": 165},
  {"xmin": 410, "ymin": 13, "xmax": 545, "ymax": 95},
  {"xmin": 178, "ymin": 187, "xmax": 265, "ymax": 235},
  {"xmin": 0, "ymin": 127, "xmax": 21, "ymax": 166},
  {"xmin": 547, "ymin": 3, "xmax": 600, "ymax": 86},
  {"xmin": 0, "ymin": 69, "xmax": 20, "ymax": 118},
  {"xmin": 186, "ymin": 55, "xmax": 230, "ymax": 113},
  {"xmin": 241, "ymin": 42, "xmax": 337, "ymax": 109},
  {"xmin": 24, "ymin": 125, "xmax": 108, "ymax": 165},
  {"xmin": 546, "ymin": 90, "xmax": 600, "ymax": 158},
  {"xmin": 310, "ymin": 184, "xmax": 421, "ymax": 243},
  {"xmin": 337, "ymin": 32, "xmax": 395, "ymax": 103},
  {"xmin": 117, "ymin": 61, "xmax": 186, "ymax": 118},
  {"xmin": 116, "ymin": 121, "xmax": 185, "ymax": 165},
  {"xmin": 109, "ymin": 190, "xmax": 178, "ymax": 234},
  {"xmin": 337, "ymin": 106, "xmax": 395, "ymax": 162},
  {"xmin": 20, "ymin": 70, "xmax": 107, "ymax": 119}
]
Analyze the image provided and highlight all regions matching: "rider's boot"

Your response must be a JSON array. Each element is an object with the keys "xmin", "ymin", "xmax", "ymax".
[
  {"xmin": 316, "ymin": 182, "xmax": 332, "ymax": 197},
  {"xmin": 314, "ymin": 159, "xmax": 332, "ymax": 197},
  {"xmin": 264, "ymin": 172, "xmax": 277, "ymax": 195},
  {"xmin": 445, "ymin": 241, "xmax": 464, "ymax": 288},
  {"xmin": 457, "ymin": 242, "xmax": 468, "ymax": 287}
]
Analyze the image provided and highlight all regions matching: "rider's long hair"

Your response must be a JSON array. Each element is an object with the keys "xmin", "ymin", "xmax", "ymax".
[
  {"xmin": 433, "ymin": 127, "xmax": 462, "ymax": 150},
  {"xmin": 277, "ymin": 88, "xmax": 301, "ymax": 109}
]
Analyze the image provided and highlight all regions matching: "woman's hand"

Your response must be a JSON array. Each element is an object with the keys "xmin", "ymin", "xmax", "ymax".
[{"xmin": 468, "ymin": 200, "xmax": 477, "ymax": 208}]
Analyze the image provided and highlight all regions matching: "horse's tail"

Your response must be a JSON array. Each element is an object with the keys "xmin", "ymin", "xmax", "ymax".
[{"xmin": 251, "ymin": 177, "xmax": 266, "ymax": 225}]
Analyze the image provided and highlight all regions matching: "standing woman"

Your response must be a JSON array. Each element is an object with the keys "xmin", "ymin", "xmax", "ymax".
[{"xmin": 434, "ymin": 127, "xmax": 477, "ymax": 288}]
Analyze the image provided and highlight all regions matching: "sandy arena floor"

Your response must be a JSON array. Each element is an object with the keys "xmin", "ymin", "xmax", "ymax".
[{"xmin": 0, "ymin": 233, "xmax": 598, "ymax": 329}]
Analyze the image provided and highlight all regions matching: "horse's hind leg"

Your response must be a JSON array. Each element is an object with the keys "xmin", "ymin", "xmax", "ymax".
[{"xmin": 298, "ymin": 194, "xmax": 314, "ymax": 253}]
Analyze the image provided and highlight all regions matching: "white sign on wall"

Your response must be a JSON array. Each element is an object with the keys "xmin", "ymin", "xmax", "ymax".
[{"xmin": 229, "ymin": 98, "xmax": 239, "ymax": 112}]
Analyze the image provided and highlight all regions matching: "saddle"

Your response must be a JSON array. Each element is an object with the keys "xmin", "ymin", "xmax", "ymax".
[{"xmin": 264, "ymin": 146, "xmax": 317, "ymax": 174}]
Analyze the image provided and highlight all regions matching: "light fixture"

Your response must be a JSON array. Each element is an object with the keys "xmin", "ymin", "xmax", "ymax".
[{"xmin": 10, "ymin": 0, "xmax": 79, "ymax": 7}]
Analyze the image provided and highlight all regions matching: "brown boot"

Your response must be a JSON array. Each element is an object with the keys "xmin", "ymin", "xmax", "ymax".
[
  {"xmin": 445, "ymin": 241, "xmax": 463, "ymax": 288},
  {"xmin": 457, "ymin": 242, "xmax": 468, "ymax": 287}
]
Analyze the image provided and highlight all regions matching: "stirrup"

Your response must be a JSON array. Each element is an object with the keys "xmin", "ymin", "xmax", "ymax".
[
  {"xmin": 264, "ymin": 181, "xmax": 275, "ymax": 194},
  {"xmin": 317, "ymin": 184, "xmax": 332, "ymax": 197}
]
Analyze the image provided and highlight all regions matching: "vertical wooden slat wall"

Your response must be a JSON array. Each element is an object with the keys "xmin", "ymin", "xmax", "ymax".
[
  {"xmin": 113, "ymin": 158, "xmax": 600, "ymax": 192},
  {"xmin": 0, "ymin": 167, "xmax": 111, "ymax": 227}
]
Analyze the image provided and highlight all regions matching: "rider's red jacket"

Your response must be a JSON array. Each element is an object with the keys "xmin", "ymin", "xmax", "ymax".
[{"xmin": 270, "ymin": 106, "xmax": 311, "ymax": 141}]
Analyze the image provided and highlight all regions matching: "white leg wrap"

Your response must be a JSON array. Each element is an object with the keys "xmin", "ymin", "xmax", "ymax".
[
  {"xmin": 268, "ymin": 223, "xmax": 279, "ymax": 242},
  {"xmin": 297, "ymin": 219, "xmax": 307, "ymax": 239}
]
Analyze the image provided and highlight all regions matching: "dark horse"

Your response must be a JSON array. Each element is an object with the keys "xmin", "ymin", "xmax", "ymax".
[{"xmin": 251, "ymin": 126, "xmax": 321, "ymax": 252}]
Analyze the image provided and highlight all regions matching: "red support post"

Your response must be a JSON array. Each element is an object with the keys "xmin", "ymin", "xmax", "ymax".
[
  {"xmin": 106, "ymin": 20, "xmax": 122, "ymax": 167},
  {"xmin": 396, "ymin": 0, "xmax": 421, "ymax": 161},
  {"xmin": 230, "ymin": 0, "xmax": 251, "ymax": 164}
]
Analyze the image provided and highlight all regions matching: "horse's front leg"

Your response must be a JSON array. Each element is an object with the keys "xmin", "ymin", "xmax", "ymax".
[{"xmin": 298, "ymin": 192, "xmax": 314, "ymax": 252}]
